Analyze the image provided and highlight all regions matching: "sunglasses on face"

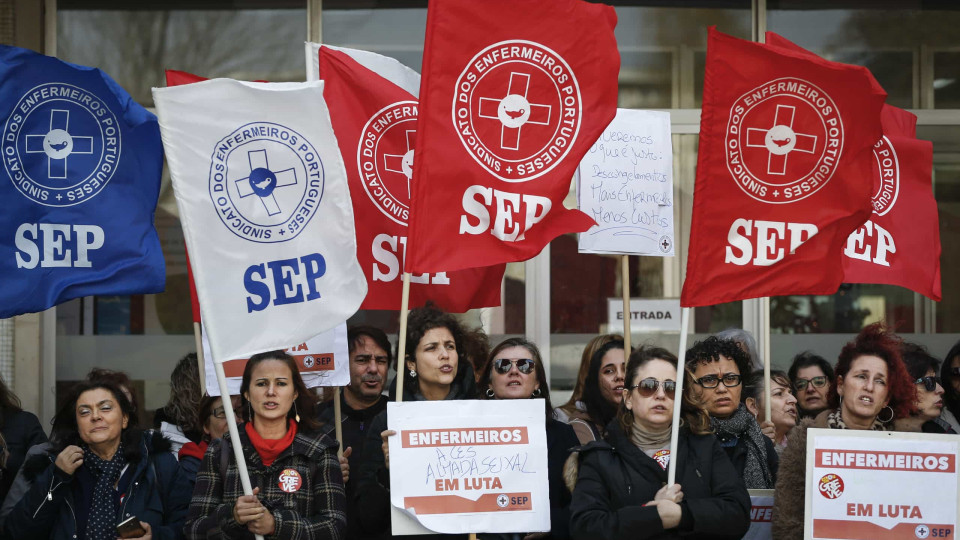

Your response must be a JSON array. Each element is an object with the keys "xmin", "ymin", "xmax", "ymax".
[
  {"xmin": 794, "ymin": 376, "xmax": 828, "ymax": 392},
  {"xmin": 494, "ymin": 358, "xmax": 535, "ymax": 375},
  {"xmin": 695, "ymin": 373, "xmax": 742, "ymax": 389},
  {"xmin": 916, "ymin": 375, "xmax": 941, "ymax": 392},
  {"xmin": 628, "ymin": 378, "xmax": 676, "ymax": 398}
]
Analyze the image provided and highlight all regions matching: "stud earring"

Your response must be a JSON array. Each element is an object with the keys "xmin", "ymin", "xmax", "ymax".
[{"xmin": 409, "ymin": 370, "xmax": 417, "ymax": 378}]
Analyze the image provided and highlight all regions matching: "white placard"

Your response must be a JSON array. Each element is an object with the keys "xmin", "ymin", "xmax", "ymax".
[
  {"xmin": 607, "ymin": 298, "xmax": 681, "ymax": 332},
  {"xmin": 577, "ymin": 108, "xmax": 675, "ymax": 256},
  {"xmin": 745, "ymin": 490, "xmax": 774, "ymax": 540},
  {"xmin": 201, "ymin": 322, "xmax": 349, "ymax": 396},
  {"xmin": 387, "ymin": 400, "xmax": 550, "ymax": 535},
  {"xmin": 805, "ymin": 428, "xmax": 959, "ymax": 540}
]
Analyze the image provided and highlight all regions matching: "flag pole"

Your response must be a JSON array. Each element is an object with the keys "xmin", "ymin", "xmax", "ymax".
[
  {"xmin": 213, "ymin": 360, "xmax": 265, "ymax": 540},
  {"xmin": 193, "ymin": 322, "xmax": 207, "ymax": 393},
  {"xmin": 667, "ymin": 307, "xmax": 690, "ymax": 485},
  {"xmin": 621, "ymin": 255, "xmax": 632, "ymax": 354},
  {"xmin": 334, "ymin": 387, "xmax": 344, "ymax": 459},
  {"xmin": 762, "ymin": 296, "xmax": 772, "ymax": 423},
  {"xmin": 395, "ymin": 272, "xmax": 412, "ymax": 403}
]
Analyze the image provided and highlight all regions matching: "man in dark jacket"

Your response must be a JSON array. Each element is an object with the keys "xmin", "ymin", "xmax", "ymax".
[{"xmin": 317, "ymin": 325, "xmax": 390, "ymax": 539}]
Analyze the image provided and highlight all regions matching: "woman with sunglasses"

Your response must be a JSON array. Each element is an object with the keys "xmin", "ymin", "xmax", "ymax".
[
  {"xmin": 569, "ymin": 347, "xmax": 750, "ymax": 540},
  {"xmin": 896, "ymin": 343, "xmax": 953, "ymax": 433},
  {"xmin": 940, "ymin": 341, "xmax": 960, "ymax": 433},
  {"xmin": 566, "ymin": 340, "xmax": 626, "ymax": 444},
  {"xmin": 741, "ymin": 370, "xmax": 798, "ymax": 455},
  {"xmin": 687, "ymin": 336, "xmax": 777, "ymax": 489},
  {"xmin": 772, "ymin": 324, "xmax": 916, "ymax": 540},
  {"xmin": 478, "ymin": 338, "xmax": 579, "ymax": 540}
]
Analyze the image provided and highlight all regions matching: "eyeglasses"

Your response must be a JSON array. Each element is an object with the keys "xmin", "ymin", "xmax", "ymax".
[
  {"xmin": 915, "ymin": 376, "xmax": 941, "ymax": 392},
  {"xmin": 628, "ymin": 378, "xmax": 676, "ymax": 398},
  {"xmin": 211, "ymin": 406, "xmax": 241, "ymax": 419},
  {"xmin": 695, "ymin": 373, "xmax": 742, "ymax": 389},
  {"xmin": 794, "ymin": 376, "xmax": 828, "ymax": 392},
  {"xmin": 494, "ymin": 358, "xmax": 535, "ymax": 375}
]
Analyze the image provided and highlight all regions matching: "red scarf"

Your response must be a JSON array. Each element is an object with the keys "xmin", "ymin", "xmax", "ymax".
[
  {"xmin": 178, "ymin": 440, "xmax": 208, "ymax": 461},
  {"xmin": 245, "ymin": 418, "xmax": 297, "ymax": 466}
]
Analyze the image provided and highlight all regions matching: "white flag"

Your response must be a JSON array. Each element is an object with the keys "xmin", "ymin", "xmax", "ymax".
[
  {"xmin": 304, "ymin": 42, "xmax": 421, "ymax": 96},
  {"xmin": 153, "ymin": 79, "xmax": 366, "ymax": 361}
]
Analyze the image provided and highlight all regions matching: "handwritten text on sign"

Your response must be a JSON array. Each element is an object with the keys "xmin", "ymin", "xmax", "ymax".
[
  {"xmin": 805, "ymin": 429, "xmax": 959, "ymax": 540},
  {"xmin": 577, "ymin": 109, "xmax": 675, "ymax": 256},
  {"xmin": 388, "ymin": 400, "xmax": 549, "ymax": 535}
]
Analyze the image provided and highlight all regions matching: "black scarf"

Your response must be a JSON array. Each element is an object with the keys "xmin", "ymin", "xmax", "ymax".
[
  {"xmin": 711, "ymin": 404, "xmax": 772, "ymax": 489},
  {"xmin": 83, "ymin": 443, "xmax": 126, "ymax": 540}
]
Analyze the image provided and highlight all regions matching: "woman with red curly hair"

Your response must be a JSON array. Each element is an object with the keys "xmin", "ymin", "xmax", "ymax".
[{"xmin": 771, "ymin": 323, "xmax": 916, "ymax": 540}]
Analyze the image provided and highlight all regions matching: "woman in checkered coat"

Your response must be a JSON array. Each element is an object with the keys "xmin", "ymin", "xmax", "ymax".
[{"xmin": 184, "ymin": 350, "xmax": 346, "ymax": 540}]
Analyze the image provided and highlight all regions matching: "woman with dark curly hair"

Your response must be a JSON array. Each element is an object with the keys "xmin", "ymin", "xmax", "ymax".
[
  {"xmin": 772, "ymin": 323, "xmax": 917, "ymax": 540},
  {"xmin": 687, "ymin": 336, "xmax": 778, "ymax": 489},
  {"xmin": 354, "ymin": 303, "xmax": 483, "ymax": 539}
]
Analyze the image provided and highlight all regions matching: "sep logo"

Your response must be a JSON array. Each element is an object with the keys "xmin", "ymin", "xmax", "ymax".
[
  {"xmin": 453, "ymin": 40, "xmax": 581, "ymax": 182},
  {"xmin": 872, "ymin": 136, "xmax": 899, "ymax": 216},
  {"xmin": 3, "ymin": 82, "xmax": 121, "ymax": 206},
  {"xmin": 726, "ymin": 78, "xmax": 843, "ymax": 204},
  {"xmin": 208, "ymin": 122, "xmax": 324, "ymax": 243},
  {"xmin": 357, "ymin": 101, "xmax": 417, "ymax": 225}
]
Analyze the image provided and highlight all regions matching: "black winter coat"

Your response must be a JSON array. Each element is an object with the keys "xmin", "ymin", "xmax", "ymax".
[
  {"xmin": 569, "ymin": 422, "xmax": 751, "ymax": 540},
  {"xmin": 716, "ymin": 430, "xmax": 779, "ymax": 488},
  {"xmin": 0, "ymin": 409, "xmax": 47, "ymax": 504}
]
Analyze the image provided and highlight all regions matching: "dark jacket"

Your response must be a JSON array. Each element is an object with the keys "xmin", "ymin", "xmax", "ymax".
[
  {"xmin": 353, "ymin": 372, "xmax": 475, "ymax": 540},
  {"xmin": 544, "ymin": 419, "xmax": 580, "ymax": 540},
  {"xmin": 0, "ymin": 409, "xmax": 47, "ymax": 504},
  {"xmin": 184, "ymin": 423, "xmax": 345, "ymax": 540},
  {"xmin": 568, "ymin": 422, "xmax": 751, "ymax": 540},
  {"xmin": 772, "ymin": 411, "xmax": 831, "ymax": 540},
  {"xmin": 3, "ymin": 430, "xmax": 190, "ymax": 540},
  {"xmin": 716, "ymin": 428, "xmax": 779, "ymax": 488},
  {"xmin": 317, "ymin": 393, "xmax": 387, "ymax": 540}
]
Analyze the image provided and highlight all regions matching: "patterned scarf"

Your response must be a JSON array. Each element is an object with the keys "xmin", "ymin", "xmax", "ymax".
[
  {"xmin": 827, "ymin": 408, "xmax": 886, "ymax": 431},
  {"xmin": 711, "ymin": 404, "xmax": 773, "ymax": 489},
  {"xmin": 83, "ymin": 443, "xmax": 126, "ymax": 540}
]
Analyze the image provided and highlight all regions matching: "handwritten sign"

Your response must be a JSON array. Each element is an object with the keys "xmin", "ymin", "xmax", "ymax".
[
  {"xmin": 577, "ymin": 108, "xmax": 675, "ymax": 256},
  {"xmin": 746, "ymin": 489, "xmax": 774, "ymax": 540},
  {"xmin": 201, "ymin": 322, "xmax": 348, "ymax": 395},
  {"xmin": 387, "ymin": 400, "xmax": 549, "ymax": 535},
  {"xmin": 805, "ymin": 429, "xmax": 959, "ymax": 540}
]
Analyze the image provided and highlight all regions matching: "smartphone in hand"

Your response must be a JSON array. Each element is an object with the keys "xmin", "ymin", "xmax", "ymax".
[{"xmin": 117, "ymin": 516, "xmax": 147, "ymax": 539}]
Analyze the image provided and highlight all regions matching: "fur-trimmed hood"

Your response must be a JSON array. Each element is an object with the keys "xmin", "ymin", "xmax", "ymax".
[{"xmin": 20, "ymin": 429, "xmax": 172, "ymax": 481}]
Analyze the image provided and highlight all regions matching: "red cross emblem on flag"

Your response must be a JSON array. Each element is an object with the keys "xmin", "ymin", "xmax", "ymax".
[
  {"xmin": 477, "ymin": 72, "xmax": 552, "ymax": 151},
  {"xmin": 744, "ymin": 104, "xmax": 818, "ymax": 175},
  {"xmin": 357, "ymin": 100, "xmax": 418, "ymax": 225},
  {"xmin": 382, "ymin": 128, "xmax": 416, "ymax": 197}
]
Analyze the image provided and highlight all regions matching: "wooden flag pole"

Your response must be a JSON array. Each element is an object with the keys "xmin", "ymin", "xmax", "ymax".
[
  {"xmin": 334, "ymin": 387, "xmax": 344, "ymax": 459},
  {"xmin": 213, "ymin": 360, "xmax": 265, "ymax": 540},
  {"xmin": 667, "ymin": 307, "xmax": 691, "ymax": 486},
  {"xmin": 193, "ymin": 322, "xmax": 206, "ymax": 393},
  {"xmin": 762, "ymin": 296, "xmax": 772, "ymax": 423},
  {"xmin": 621, "ymin": 255, "xmax": 632, "ymax": 354},
  {"xmin": 395, "ymin": 272, "xmax": 412, "ymax": 403}
]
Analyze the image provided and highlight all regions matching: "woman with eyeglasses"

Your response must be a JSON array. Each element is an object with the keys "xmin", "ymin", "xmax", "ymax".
[
  {"xmin": 478, "ymin": 338, "xmax": 579, "ymax": 540},
  {"xmin": 895, "ymin": 343, "xmax": 953, "ymax": 434},
  {"xmin": 772, "ymin": 324, "xmax": 917, "ymax": 540},
  {"xmin": 184, "ymin": 351, "xmax": 346, "ymax": 540},
  {"xmin": 940, "ymin": 340, "xmax": 960, "ymax": 433},
  {"xmin": 687, "ymin": 336, "xmax": 777, "ymax": 489},
  {"xmin": 565, "ymin": 340, "xmax": 626, "ymax": 444},
  {"xmin": 568, "ymin": 347, "xmax": 750, "ymax": 540},
  {"xmin": 354, "ymin": 303, "xmax": 481, "ymax": 540},
  {"xmin": 178, "ymin": 395, "xmax": 241, "ymax": 488},
  {"xmin": 787, "ymin": 352, "xmax": 835, "ymax": 419},
  {"xmin": 741, "ymin": 370, "xmax": 798, "ymax": 455}
]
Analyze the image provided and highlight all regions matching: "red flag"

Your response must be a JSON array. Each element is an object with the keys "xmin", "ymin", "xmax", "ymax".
[
  {"xmin": 404, "ymin": 0, "xmax": 619, "ymax": 274},
  {"xmin": 317, "ymin": 46, "xmax": 505, "ymax": 312},
  {"xmin": 681, "ymin": 28, "xmax": 886, "ymax": 307},
  {"xmin": 762, "ymin": 34, "xmax": 941, "ymax": 301}
]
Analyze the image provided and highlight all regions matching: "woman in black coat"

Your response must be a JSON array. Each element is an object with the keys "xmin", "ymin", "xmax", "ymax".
[
  {"xmin": 569, "ymin": 347, "xmax": 750, "ymax": 540},
  {"xmin": 0, "ymin": 375, "xmax": 47, "ymax": 504}
]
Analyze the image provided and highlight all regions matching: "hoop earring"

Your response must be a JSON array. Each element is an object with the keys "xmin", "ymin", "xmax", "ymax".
[
  {"xmin": 409, "ymin": 370, "xmax": 417, "ymax": 378},
  {"xmin": 294, "ymin": 401, "xmax": 300, "ymax": 423},
  {"xmin": 531, "ymin": 388, "xmax": 542, "ymax": 398},
  {"xmin": 485, "ymin": 388, "xmax": 495, "ymax": 398},
  {"xmin": 877, "ymin": 405, "xmax": 894, "ymax": 423}
]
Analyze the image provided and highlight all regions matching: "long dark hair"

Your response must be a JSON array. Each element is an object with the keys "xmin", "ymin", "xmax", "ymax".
[
  {"xmin": 618, "ymin": 347, "xmax": 711, "ymax": 436},
  {"xmin": 581, "ymin": 339, "xmax": 624, "ymax": 432},
  {"xmin": 941, "ymin": 341, "xmax": 960, "ymax": 422},
  {"xmin": 50, "ymin": 380, "xmax": 142, "ymax": 462},
  {"xmin": 240, "ymin": 350, "xmax": 321, "ymax": 432},
  {"xmin": 0, "ymin": 376, "xmax": 22, "ymax": 428},
  {"xmin": 479, "ymin": 337, "xmax": 553, "ymax": 419}
]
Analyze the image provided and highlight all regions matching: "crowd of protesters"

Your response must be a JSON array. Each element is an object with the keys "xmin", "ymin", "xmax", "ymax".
[{"xmin": 0, "ymin": 303, "xmax": 954, "ymax": 540}]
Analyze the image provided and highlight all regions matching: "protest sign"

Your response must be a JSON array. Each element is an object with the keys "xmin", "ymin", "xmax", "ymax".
[
  {"xmin": 607, "ymin": 298, "xmax": 680, "ymax": 332},
  {"xmin": 201, "ymin": 322, "xmax": 348, "ymax": 396},
  {"xmin": 387, "ymin": 399, "xmax": 549, "ymax": 535},
  {"xmin": 746, "ymin": 489, "xmax": 774, "ymax": 540},
  {"xmin": 805, "ymin": 428, "xmax": 959, "ymax": 540},
  {"xmin": 577, "ymin": 109, "xmax": 675, "ymax": 256}
]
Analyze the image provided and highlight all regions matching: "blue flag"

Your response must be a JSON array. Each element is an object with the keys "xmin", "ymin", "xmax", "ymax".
[{"xmin": 0, "ymin": 45, "xmax": 165, "ymax": 318}]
